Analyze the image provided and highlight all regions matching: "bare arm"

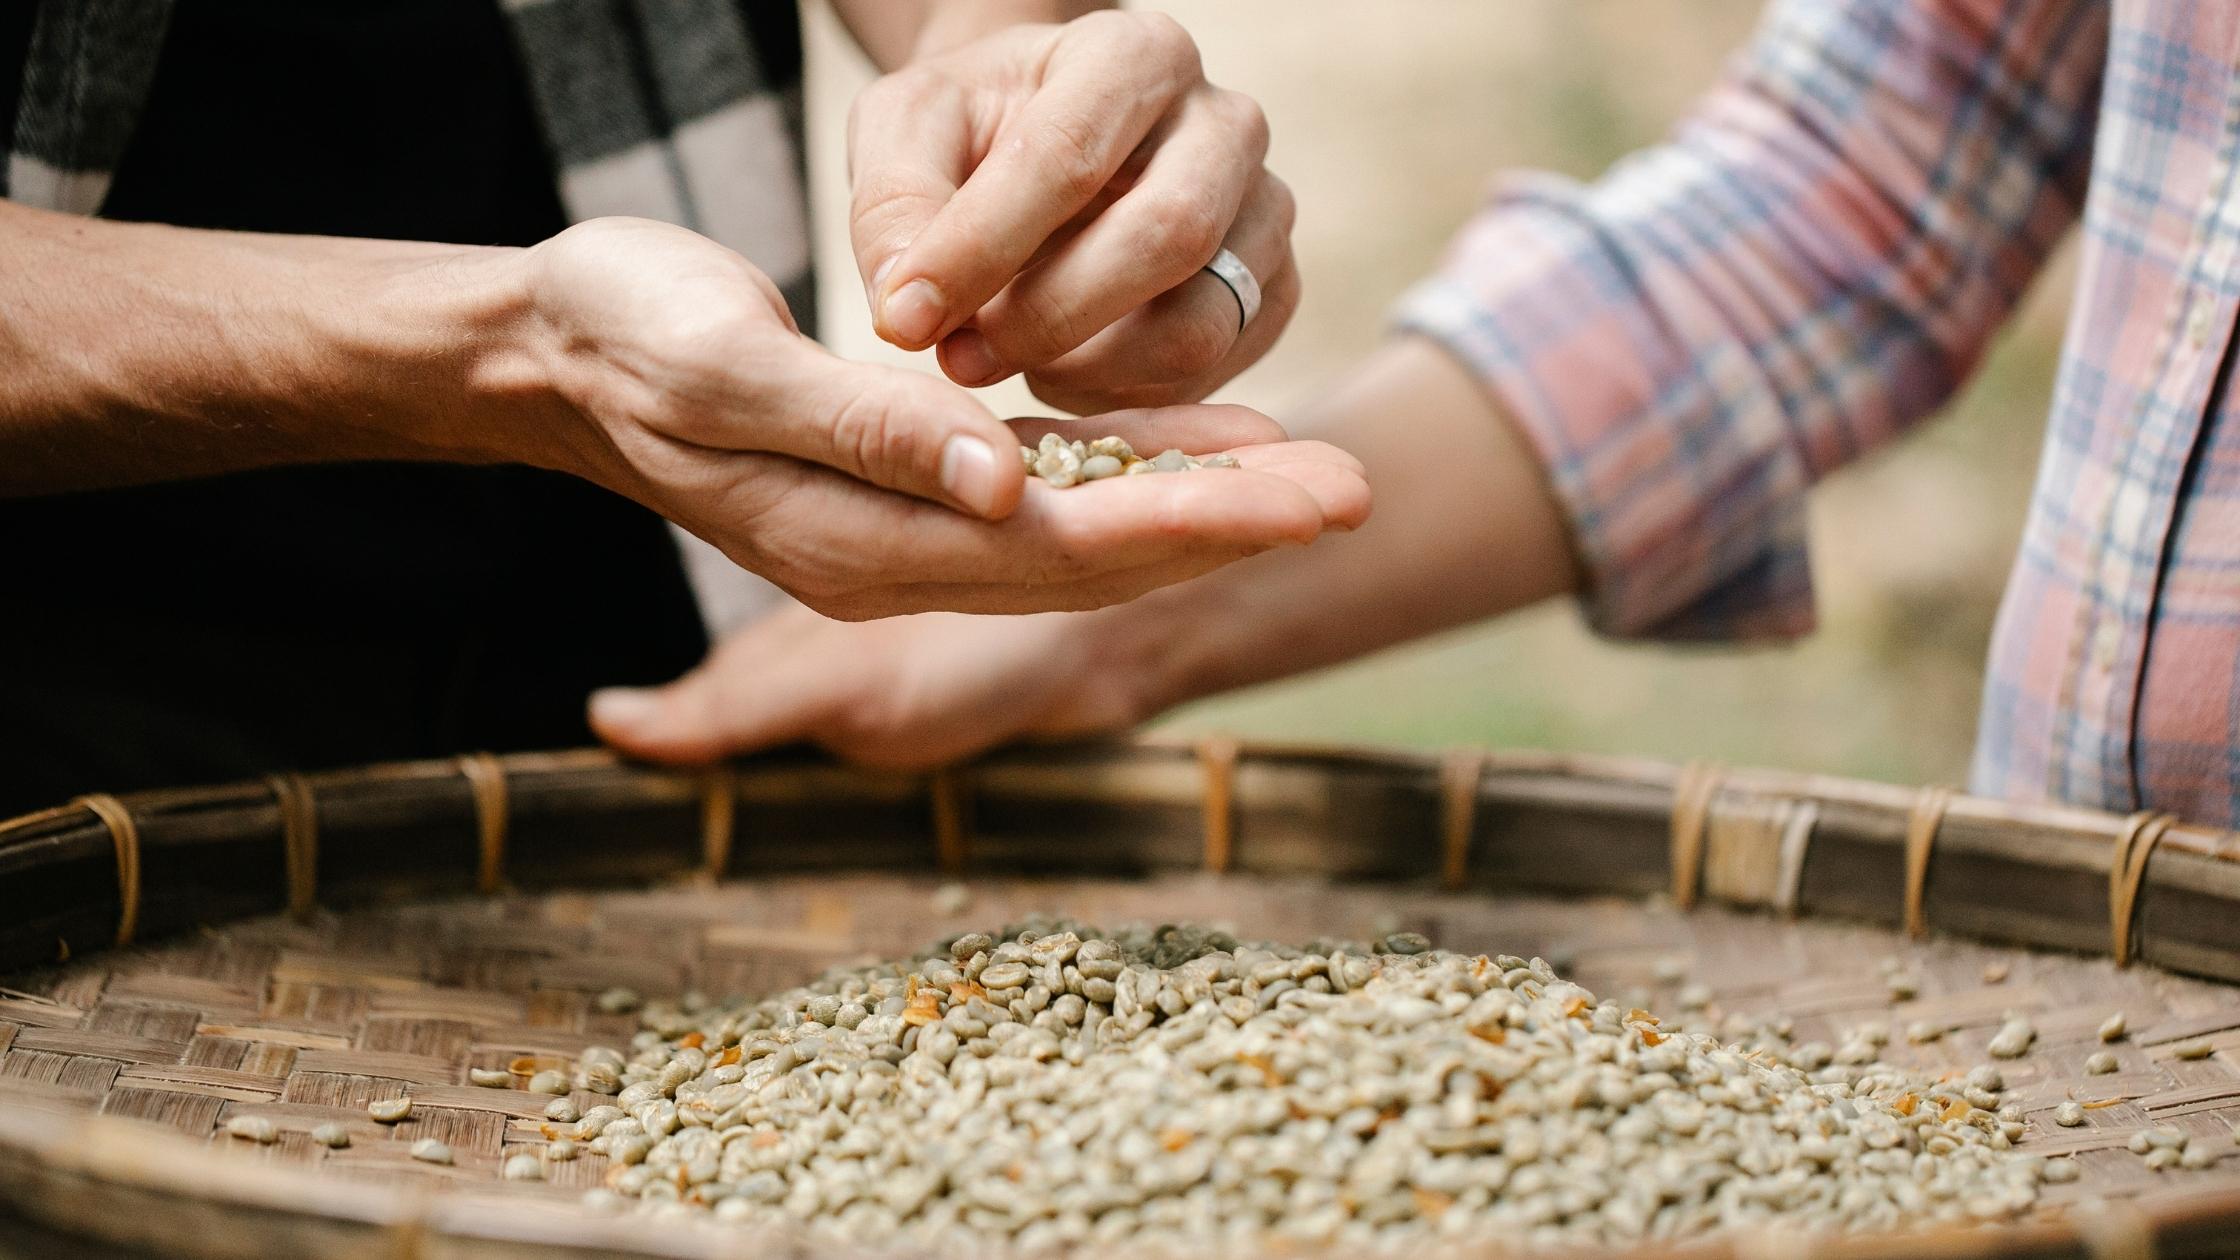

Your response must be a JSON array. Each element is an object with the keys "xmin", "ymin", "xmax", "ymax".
[
  {"xmin": 591, "ymin": 335, "xmax": 1572, "ymax": 765},
  {"xmin": 1108, "ymin": 336, "xmax": 1578, "ymax": 713},
  {"xmin": 0, "ymin": 200, "xmax": 533, "ymax": 495}
]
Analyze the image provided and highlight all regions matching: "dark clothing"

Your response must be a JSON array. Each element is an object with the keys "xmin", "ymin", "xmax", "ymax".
[{"xmin": 0, "ymin": 0, "xmax": 808, "ymax": 815}]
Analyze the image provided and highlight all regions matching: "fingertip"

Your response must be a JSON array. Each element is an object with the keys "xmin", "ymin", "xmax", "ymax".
[
  {"xmin": 1228, "ymin": 439, "xmax": 1365, "ymax": 478},
  {"xmin": 989, "ymin": 461, "xmax": 1028, "ymax": 520},
  {"xmin": 876, "ymin": 276, "xmax": 948, "ymax": 349},
  {"xmin": 1324, "ymin": 473, "xmax": 1374, "ymax": 531},
  {"xmin": 588, "ymin": 686, "xmax": 659, "ymax": 735},
  {"xmin": 1249, "ymin": 461, "xmax": 1373, "ymax": 533},
  {"xmin": 939, "ymin": 431, "xmax": 1026, "ymax": 520},
  {"xmin": 1274, "ymin": 479, "xmax": 1329, "ymax": 546},
  {"xmin": 938, "ymin": 327, "xmax": 1010, "ymax": 388},
  {"xmin": 589, "ymin": 686, "xmax": 701, "ymax": 763}
]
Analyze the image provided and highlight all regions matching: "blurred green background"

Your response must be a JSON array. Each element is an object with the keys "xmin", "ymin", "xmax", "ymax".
[{"xmin": 803, "ymin": 1, "xmax": 2075, "ymax": 789}]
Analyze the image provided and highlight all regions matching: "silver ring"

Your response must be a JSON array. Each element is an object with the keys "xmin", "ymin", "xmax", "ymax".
[{"xmin": 1202, "ymin": 248, "xmax": 1261, "ymax": 331}]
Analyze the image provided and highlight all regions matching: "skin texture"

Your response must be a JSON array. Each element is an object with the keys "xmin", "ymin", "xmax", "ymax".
[
  {"xmin": 0, "ymin": 5, "xmax": 1333, "ymax": 621},
  {"xmin": 591, "ymin": 337, "xmax": 1574, "ymax": 761}
]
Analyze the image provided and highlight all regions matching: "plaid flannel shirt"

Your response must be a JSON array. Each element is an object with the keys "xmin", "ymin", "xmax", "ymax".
[{"xmin": 1397, "ymin": 0, "xmax": 2240, "ymax": 825}]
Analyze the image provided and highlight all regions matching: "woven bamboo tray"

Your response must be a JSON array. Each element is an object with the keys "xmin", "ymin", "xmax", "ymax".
[{"xmin": 1, "ymin": 738, "xmax": 2239, "ymax": 1259}]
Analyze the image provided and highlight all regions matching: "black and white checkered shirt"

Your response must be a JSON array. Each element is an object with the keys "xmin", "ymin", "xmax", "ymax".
[{"xmin": 3, "ymin": 0, "xmax": 814, "ymax": 322}]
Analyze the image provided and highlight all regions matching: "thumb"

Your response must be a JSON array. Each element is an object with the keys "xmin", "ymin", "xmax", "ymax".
[
  {"xmin": 589, "ymin": 670, "xmax": 810, "ymax": 766},
  {"xmin": 762, "ymin": 343, "xmax": 1027, "ymax": 520}
]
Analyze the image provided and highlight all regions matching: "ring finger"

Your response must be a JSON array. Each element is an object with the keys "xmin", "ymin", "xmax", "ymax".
[
  {"xmin": 1034, "ymin": 251, "xmax": 1300, "ymax": 416},
  {"xmin": 1026, "ymin": 168, "xmax": 1295, "ymax": 404}
]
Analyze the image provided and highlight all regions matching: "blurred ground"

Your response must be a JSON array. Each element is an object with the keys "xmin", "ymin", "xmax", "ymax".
[{"xmin": 801, "ymin": 2, "xmax": 2076, "ymax": 788}]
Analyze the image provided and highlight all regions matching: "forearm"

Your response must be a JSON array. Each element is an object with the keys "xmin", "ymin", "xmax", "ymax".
[
  {"xmin": 1097, "ymin": 336, "xmax": 1579, "ymax": 716},
  {"xmin": 832, "ymin": 0, "xmax": 1107, "ymax": 71},
  {"xmin": 0, "ymin": 201, "xmax": 543, "ymax": 496}
]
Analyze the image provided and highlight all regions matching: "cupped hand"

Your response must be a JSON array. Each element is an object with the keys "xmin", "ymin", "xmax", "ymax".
[
  {"xmin": 850, "ymin": 11, "xmax": 1297, "ymax": 414},
  {"xmin": 514, "ymin": 218, "xmax": 1363, "ymax": 620}
]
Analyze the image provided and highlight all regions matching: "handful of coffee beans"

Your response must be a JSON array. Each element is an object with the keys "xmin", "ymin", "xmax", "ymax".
[{"xmin": 1022, "ymin": 433, "xmax": 1239, "ymax": 487}]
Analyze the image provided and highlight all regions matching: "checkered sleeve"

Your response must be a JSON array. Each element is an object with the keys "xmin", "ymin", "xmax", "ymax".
[{"xmin": 1394, "ymin": 0, "xmax": 2105, "ymax": 640}]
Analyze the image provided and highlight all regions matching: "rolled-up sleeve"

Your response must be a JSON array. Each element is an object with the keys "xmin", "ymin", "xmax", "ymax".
[{"xmin": 1394, "ymin": 0, "xmax": 2105, "ymax": 640}]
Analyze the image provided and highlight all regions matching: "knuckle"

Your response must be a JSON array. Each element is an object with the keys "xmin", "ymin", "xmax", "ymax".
[
  {"xmin": 1131, "ymin": 12, "xmax": 1200, "ymax": 74},
  {"xmin": 856, "ymin": 69, "xmax": 917, "ymax": 115},
  {"xmin": 994, "ymin": 283, "xmax": 1091, "ymax": 364},
  {"xmin": 849, "ymin": 189, "xmax": 935, "ymax": 262},
  {"xmin": 1268, "ymin": 267, "xmax": 1302, "ymax": 324},
  {"xmin": 1223, "ymin": 90, "xmax": 1271, "ymax": 158},
  {"xmin": 829, "ymin": 382, "xmax": 924, "ymax": 485},
  {"xmin": 1143, "ymin": 186, "xmax": 1227, "ymax": 273},
  {"xmin": 851, "ymin": 68, "xmax": 940, "ymax": 139},
  {"xmin": 1264, "ymin": 174, "xmax": 1298, "ymax": 235},
  {"xmin": 1035, "ymin": 110, "xmax": 1111, "ymax": 205},
  {"xmin": 848, "ymin": 163, "xmax": 924, "ymax": 220}
]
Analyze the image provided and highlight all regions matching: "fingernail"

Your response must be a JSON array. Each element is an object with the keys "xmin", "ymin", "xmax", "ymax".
[
  {"xmin": 939, "ymin": 434, "xmax": 1002, "ymax": 517},
  {"xmin": 880, "ymin": 278, "xmax": 946, "ymax": 346},
  {"xmin": 866, "ymin": 256, "xmax": 897, "ymax": 311},
  {"xmin": 589, "ymin": 687, "xmax": 660, "ymax": 731},
  {"xmin": 941, "ymin": 328, "xmax": 1006, "ymax": 387}
]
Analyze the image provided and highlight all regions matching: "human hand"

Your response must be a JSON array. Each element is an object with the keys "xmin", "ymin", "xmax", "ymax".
[
  {"xmin": 514, "ymin": 218, "xmax": 1363, "ymax": 619},
  {"xmin": 850, "ymin": 11, "xmax": 1297, "ymax": 414},
  {"xmin": 590, "ymin": 601, "xmax": 1141, "ymax": 769}
]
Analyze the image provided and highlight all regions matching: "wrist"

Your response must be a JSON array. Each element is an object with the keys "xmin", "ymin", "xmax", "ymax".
[{"xmin": 337, "ymin": 244, "xmax": 559, "ymax": 467}]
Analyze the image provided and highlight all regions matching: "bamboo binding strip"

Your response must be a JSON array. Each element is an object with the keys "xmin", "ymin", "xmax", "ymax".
[
  {"xmin": 1902, "ymin": 786, "xmax": 1953, "ymax": 940},
  {"xmin": 698, "ymin": 764, "xmax": 738, "ymax": 884},
  {"xmin": 1770, "ymin": 799, "xmax": 1818, "ymax": 918},
  {"xmin": 2109, "ymin": 810, "xmax": 2179, "ymax": 968},
  {"xmin": 69, "ymin": 793, "xmax": 140, "ymax": 949},
  {"xmin": 931, "ymin": 766, "xmax": 971, "ymax": 875},
  {"xmin": 1668, "ymin": 760, "xmax": 1722, "ymax": 910},
  {"xmin": 456, "ymin": 752, "xmax": 508, "ymax": 896},
  {"xmin": 1197, "ymin": 735, "xmax": 1239, "ymax": 874},
  {"xmin": 1439, "ymin": 747, "xmax": 1487, "ymax": 891},
  {"xmin": 266, "ymin": 772, "xmax": 319, "ymax": 920}
]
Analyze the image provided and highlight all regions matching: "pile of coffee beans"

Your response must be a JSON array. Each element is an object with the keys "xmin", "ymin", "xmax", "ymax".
[{"xmin": 560, "ymin": 921, "xmax": 2062, "ymax": 1254}]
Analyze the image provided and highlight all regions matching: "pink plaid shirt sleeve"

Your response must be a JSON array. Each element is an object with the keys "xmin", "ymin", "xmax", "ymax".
[{"xmin": 1394, "ymin": 0, "xmax": 2105, "ymax": 641}]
